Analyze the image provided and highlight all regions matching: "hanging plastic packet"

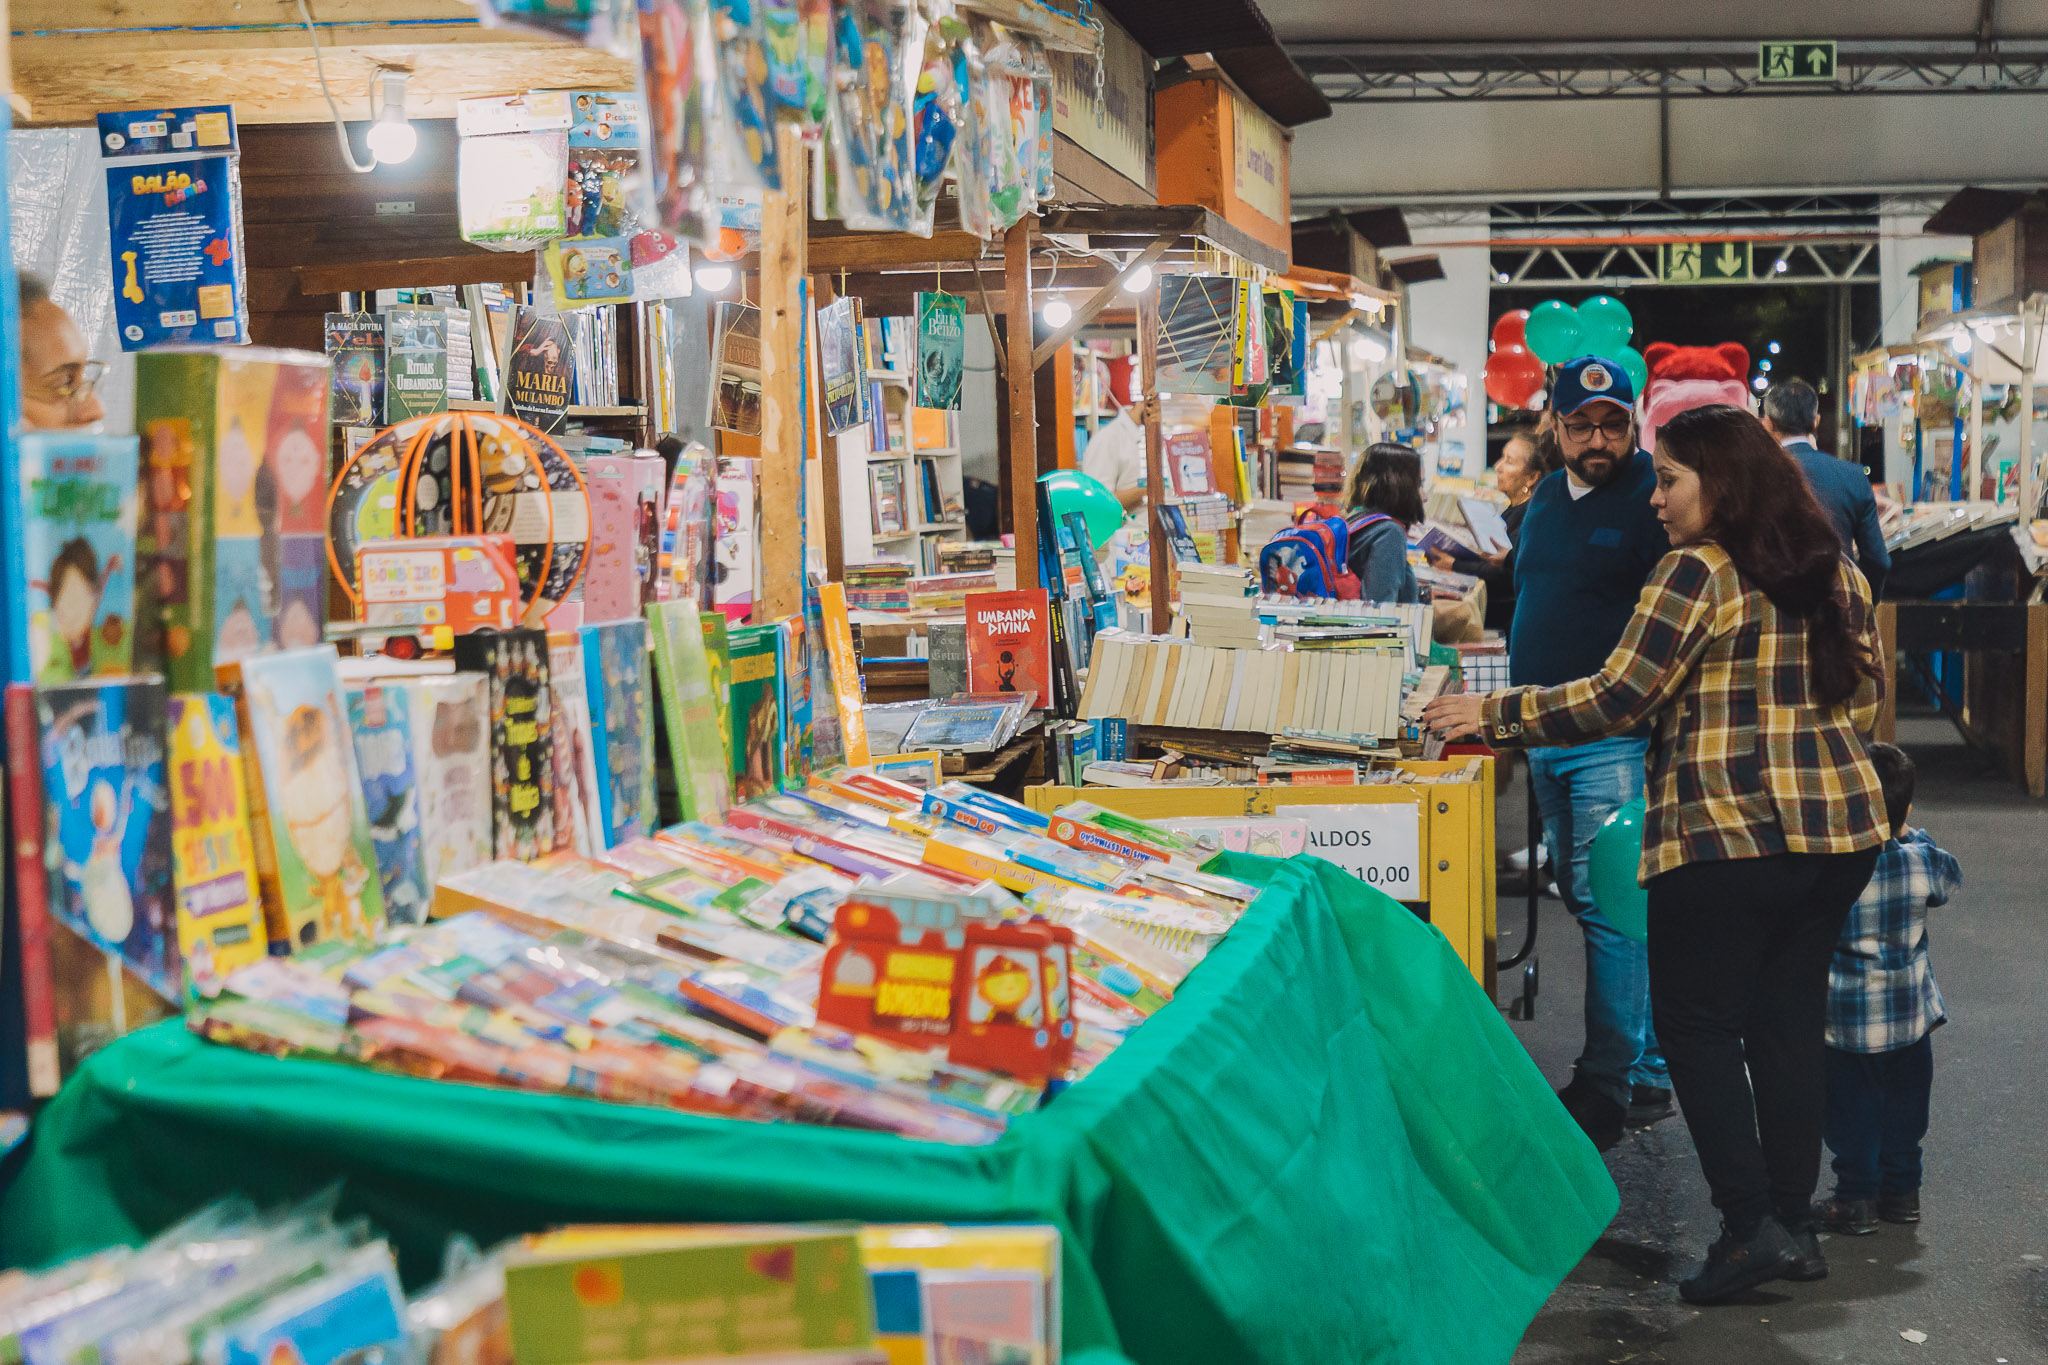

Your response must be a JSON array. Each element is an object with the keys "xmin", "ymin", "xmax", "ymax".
[
  {"xmin": 960, "ymin": 16, "xmax": 1035, "ymax": 236},
  {"xmin": 827, "ymin": 0, "xmax": 919, "ymax": 230},
  {"xmin": 763, "ymin": 0, "xmax": 833, "ymax": 132},
  {"xmin": 909, "ymin": 4, "xmax": 967, "ymax": 231},
  {"xmin": 457, "ymin": 93, "xmax": 573, "ymax": 252},
  {"xmin": 1025, "ymin": 35, "xmax": 1055, "ymax": 205},
  {"xmin": 637, "ymin": 0, "xmax": 716, "ymax": 245},
  {"xmin": 708, "ymin": 0, "xmax": 781, "ymax": 188},
  {"xmin": 479, "ymin": 0, "xmax": 637, "ymax": 54}
]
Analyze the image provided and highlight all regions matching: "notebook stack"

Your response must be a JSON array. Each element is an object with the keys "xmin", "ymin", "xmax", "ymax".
[{"xmin": 1174, "ymin": 563, "xmax": 1262, "ymax": 648}]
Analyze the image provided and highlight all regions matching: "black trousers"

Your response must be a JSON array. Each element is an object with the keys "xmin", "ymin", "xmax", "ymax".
[{"xmin": 1647, "ymin": 847, "xmax": 1881, "ymax": 1237}]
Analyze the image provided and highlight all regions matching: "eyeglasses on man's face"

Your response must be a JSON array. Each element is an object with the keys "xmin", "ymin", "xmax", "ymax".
[
  {"xmin": 30, "ymin": 359, "xmax": 107, "ymax": 406},
  {"xmin": 1559, "ymin": 414, "xmax": 1632, "ymax": 444}
]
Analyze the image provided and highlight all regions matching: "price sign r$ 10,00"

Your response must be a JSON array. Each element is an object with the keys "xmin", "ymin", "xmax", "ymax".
[{"xmin": 1294, "ymin": 802, "xmax": 1423, "ymax": 896}]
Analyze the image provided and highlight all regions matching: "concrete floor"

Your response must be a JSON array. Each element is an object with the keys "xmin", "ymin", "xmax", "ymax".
[{"xmin": 1504, "ymin": 717, "xmax": 2048, "ymax": 1365}]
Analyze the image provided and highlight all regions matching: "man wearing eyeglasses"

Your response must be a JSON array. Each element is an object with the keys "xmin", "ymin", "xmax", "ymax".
[
  {"xmin": 1511, "ymin": 355, "xmax": 1673, "ymax": 1151},
  {"xmin": 19, "ymin": 274, "xmax": 108, "ymax": 431}
]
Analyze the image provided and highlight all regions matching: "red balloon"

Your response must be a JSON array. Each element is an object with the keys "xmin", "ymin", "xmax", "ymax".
[
  {"xmin": 1484, "ymin": 345, "xmax": 1546, "ymax": 408},
  {"xmin": 1491, "ymin": 309, "xmax": 1530, "ymax": 352}
]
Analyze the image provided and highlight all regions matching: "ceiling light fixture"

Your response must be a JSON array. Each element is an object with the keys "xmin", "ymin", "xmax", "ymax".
[
  {"xmin": 694, "ymin": 260, "xmax": 735, "ymax": 292},
  {"xmin": 1041, "ymin": 297, "xmax": 1073, "ymax": 328},
  {"xmin": 365, "ymin": 70, "xmax": 417, "ymax": 165},
  {"xmin": 1951, "ymin": 329, "xmax": 1974, "ymax": 355},
  {"xmin": 1121, "ymin": 261, "xmax": 1154, "ymax": 294}
]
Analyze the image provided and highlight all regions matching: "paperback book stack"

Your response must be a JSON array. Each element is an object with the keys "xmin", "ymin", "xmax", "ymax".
[
  {"xmin": 934, "ymin": 541, "xmax": 999, "ymax": 575},
  {"xmin": 1174, "ymin": 564, "xmax": 1261, "ymax": 648},
  {"xmin": 843, "ymin": 562, "xmax": 914, "ymax": 612},
  {"xmin": 908, "ymin": 571, "xmax": 994, "ymax": 614}
]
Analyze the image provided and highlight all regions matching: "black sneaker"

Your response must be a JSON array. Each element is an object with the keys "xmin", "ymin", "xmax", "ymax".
[
  {"xmin": 1813, "ymin": 1196, "xmax": 1879, "ymax": 1235},
  {"xmin": 1556, "ymin": 1075, "xmax": 1626, "ymax": 1151},
  {"xmin": 1678, "ymin": 1219, "xmax": 1799, "ymax": 1305},
  {"xmin": 1782, "ymin": 1221, "xmax": 1828, "ymax": 1282},
  {"xmin": 1625, "ymin": 1084, "xmax": 1674, "ymax": 1127},
  {"xmin": 1877, "ymin": 1191, "xmax": 1921, "ymax": 1224}
]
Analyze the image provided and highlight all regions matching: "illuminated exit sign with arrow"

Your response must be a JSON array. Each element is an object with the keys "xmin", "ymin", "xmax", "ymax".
[
  {"xmin": 1660, "ymin": 241, "xmax": 1754, "ymax": 283},
  {"xmin": 1758, "ymin": 41, "xmax": 1837, "ymax": 82}
]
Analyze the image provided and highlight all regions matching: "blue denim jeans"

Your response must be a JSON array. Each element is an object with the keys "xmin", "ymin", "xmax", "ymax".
[
  {"xmin": 1528, "ymin": 735, "xmax": 1667, "ymax": 1109},
  {"xmin": 1825, "ymin": 1036, "xmax": 1933, "ymax": 1200}
]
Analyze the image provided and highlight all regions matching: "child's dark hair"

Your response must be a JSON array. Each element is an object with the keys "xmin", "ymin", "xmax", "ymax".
[
  {"xmin": 51, "ymin": 537, "xmax": 99, "ymax": 594},
  {"xmin": 1867, "ymin": 741, "xmax": 1915, "ymax": 834}
]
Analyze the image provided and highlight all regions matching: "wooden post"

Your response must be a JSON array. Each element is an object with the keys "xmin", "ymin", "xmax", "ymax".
[
  {"xmin": 2019, "ymin": 297, "xmax": 2043, "ymax": 521},
  {"xmin": 1005, "ymin": 218, "xmax": 1039, "ymax": 591},
  {"xmin": 1137, "ymin": 290, "xmax": 1169, "ymax": 630},
  {"xmin": 759, "ymin": 125, "xmax": 808, "ymax": 619},
  {"xmin": 2026, "ymin": 602, "xmax": 2047, "ymax": 798},
  {"xmin": 1036, "ymin": 342, "xmax": 1074, "ymax": 473},
  {"xmin": 1876, "ymin": 600, "xmax": 1899, "ymax": 744}
]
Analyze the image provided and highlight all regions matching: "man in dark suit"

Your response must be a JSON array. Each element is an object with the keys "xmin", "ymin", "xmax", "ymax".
[{"xmin": 1761, "ymin": 379, "xmax": 1890, "ymax": 597}]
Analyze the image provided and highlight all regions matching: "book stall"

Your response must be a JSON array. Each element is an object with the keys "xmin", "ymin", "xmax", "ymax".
[
  {"xmin": 0, "ymin": 2, "xmax": 1610, "ymax": 1362},
  {"xmin": 1845, "ymin": 189, "xmax": 2048, "ymax": 796}
]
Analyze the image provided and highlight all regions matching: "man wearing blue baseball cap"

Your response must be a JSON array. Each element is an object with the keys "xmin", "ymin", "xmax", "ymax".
[{"xmin": 1512, "ymin": 355, "xmax": 1673, "ymax": 1150}]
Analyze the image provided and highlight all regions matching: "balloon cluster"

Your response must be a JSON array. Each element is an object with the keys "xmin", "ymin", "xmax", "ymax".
[{"xmin": 1483, "ymin": 295, "xmax": 1648, "ymax": 411}]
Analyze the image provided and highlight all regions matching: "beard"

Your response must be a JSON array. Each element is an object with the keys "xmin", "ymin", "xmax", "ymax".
[{"xmin": 1563, "ymin": 446, "xmax": 1627, "ymax": 487}]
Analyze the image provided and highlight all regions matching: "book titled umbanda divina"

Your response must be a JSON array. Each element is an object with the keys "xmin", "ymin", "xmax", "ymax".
[{"xmin": 964, "ymin": 589, "xmax": 1051, "ymax": 703}]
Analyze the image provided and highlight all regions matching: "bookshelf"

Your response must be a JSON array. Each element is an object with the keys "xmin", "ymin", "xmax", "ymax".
[{"xmin": 834, "ymin": 317, "xmax": 969, "ymax": 575}]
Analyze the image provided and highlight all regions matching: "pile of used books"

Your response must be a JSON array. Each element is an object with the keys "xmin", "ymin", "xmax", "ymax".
[
  {"xmin": 844, "ymin": 561, "xmax": 915, "ymax": 611},
  {"xmin": 1173, "ymin": 564, "xmax": 1262, "ymax": 648},
  {"xmin": 4, "ymin": 1196, "xmax": 1070, "ymax": 1365},
  {"xmin": 190, "ymin": 773, "xmax": 1255, "ymax": 1142}
]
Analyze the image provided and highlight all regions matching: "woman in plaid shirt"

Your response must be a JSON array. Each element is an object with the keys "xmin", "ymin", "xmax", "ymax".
[{"xmin": 1425, "ymin": 404, "xmax": 1888, "ymax": 1305}]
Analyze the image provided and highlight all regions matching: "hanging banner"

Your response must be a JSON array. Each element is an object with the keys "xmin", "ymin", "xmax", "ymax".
[
  {"xmin": 97, "ymin": 105, "xmax": 248, "ymax": 350},
  {"xmin": 1049, "ymin": 15, "xmax": 1153, "ymax": 192}
]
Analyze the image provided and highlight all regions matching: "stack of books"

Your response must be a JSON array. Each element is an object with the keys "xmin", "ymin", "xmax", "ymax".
[
  {"xmin": 844, "ymin": 561, "xmax": 914, "ymax": 611},
  {"xmin": 1174, "ymin": 564, "xmax": 1262, "ymax": 648},
  {"xmin": 1077, "ymin": 636, "xmax": 1407, "ymax": 740},
  {"xmin": 935, "ymin": 541, "xmax": 999, "ymax": 574},
  {"xmin": 908, "ymin": 570, "xmax": 996, "ymax": 613}
]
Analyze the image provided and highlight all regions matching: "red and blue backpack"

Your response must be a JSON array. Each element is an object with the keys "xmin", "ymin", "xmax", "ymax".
[{"xmin": 1259, "ymin": 511, "xmax": 1387, "ymax": 600}]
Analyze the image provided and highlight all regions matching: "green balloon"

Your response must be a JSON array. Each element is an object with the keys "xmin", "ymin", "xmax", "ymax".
[
  {"xmin": 1524, "ymin": 300, "xmax": 1582, "ymax": 366},
  {"xmin": 1587, "ymin": 798, "xmax": 1650, "ymax": 943},
  {"xmin": 1575, "ymin": 294, "xmax": 1634, "ymax": 355},
  {"xmin": 1613, "ymin": 345, "xmax": 1648, "ymax": 395},
  {"xmin": 1039, "ymin": 469, "xmax": 1125, "ymax": 550}
]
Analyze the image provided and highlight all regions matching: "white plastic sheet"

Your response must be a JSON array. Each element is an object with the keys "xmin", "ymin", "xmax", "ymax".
[{"xmin": 10, "ymin": 129, "xmax": 135, "ymax": 434}]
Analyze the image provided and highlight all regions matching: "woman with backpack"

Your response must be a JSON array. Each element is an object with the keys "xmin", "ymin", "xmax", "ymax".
[
  {"xmin": 1420, "ymin": 405, "xmax": 1888, "ymax": 1306},
  {"xmin": 1341, "ymin": 442, "xmax": 1424, "ymax": 604}
]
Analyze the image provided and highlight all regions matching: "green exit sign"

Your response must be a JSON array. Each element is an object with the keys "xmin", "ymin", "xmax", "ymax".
[{"xmin": 1759, "ymin": 40, "xmax": 1837, "ymax": 81}]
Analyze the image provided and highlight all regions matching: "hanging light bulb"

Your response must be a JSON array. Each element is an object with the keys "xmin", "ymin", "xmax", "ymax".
[
  {"xmin": 1040, "ymin": 297, "xmax": 1073, "ymax": 328},
  {"xmin": 1349, "ymin": 335, "xmax": 1388, "ymax": 365},
  {"xmin": 1121, "ymin": 262, "xmax": 1154, "ymax": 293},
  {"xmin": 694, "ymin": 261, "xmax": 735, "ymax": 292},
  {"xmin": 1951, "ymin": 329, "xmax": 1974, "ymax": 356},
  {"xmin": 364, "ymin": 70, "xmax": 417, "ymax": 165},
  {"xmin": 1973, "ymin": 320, "xmax": 1997, "ymax": 342}
]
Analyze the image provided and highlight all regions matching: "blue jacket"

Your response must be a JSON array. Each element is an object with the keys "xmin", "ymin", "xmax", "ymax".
[
  {"xmin": 1510, "ymin": 451, "xmax": 1670, "ymax": 691},
  {"xmin": 1345, "ymin": 516, "xmax": 1420, "ymax": 604},
  {"xmin": 1785, "ymin": 439, "xmax": 1890, "ymax": 598}
]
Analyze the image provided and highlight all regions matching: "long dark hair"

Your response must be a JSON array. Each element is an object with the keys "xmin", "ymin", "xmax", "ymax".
[
  {"xmin": 1342, "ymin": 442, "xmax": 1426, "ymax": 526},
  {"xmin": 1655, "ymin": 405, "xmax": 1878, "ymax": 706}
]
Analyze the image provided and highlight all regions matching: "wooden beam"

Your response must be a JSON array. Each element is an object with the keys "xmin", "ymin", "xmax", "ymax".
[
  {"xmin": 1876, "ymin": 600, "xmax": 1898, "ymax": 745},
  {"xmin": 14, "ymin": 0, "xmax": 478, "ymax": 26},
  {"xmin": 1005, "ymin": 218, "xmax": 1039, "ymax": 593},
  {"xmin": 802, "ymin": 232, "xmax": 992, "ymax": 274},
  {"xmin": 1030, "ymin": 234, "xmax": 1173, "ymax": 369},
  {"xmin": 759, "ymin": 125, "xmax": 808, "ymax": 621},
  {"xmin": 296, "ymin": 252, "xmax": 534, "ymax": 295},
  {"xmin": 2027, "ymin": 602, "xmax": 2047, "ymax": 798},
  {"xmin": 13, "ymin": 20, "xmax": 631, "ymax": 124},
  {"xmin": 1137, "ymin": 291, "xmax": 1169, "ymax": 630}
]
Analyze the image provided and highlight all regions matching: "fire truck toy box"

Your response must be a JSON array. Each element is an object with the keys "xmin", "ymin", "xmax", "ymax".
[
  {"xmin": 816, "ymin": 890, "xmax": 1069, "ymax": 1084},
  {"xmin": 356, "ymin": 535, "xmax": 521, "ymax": 653}
]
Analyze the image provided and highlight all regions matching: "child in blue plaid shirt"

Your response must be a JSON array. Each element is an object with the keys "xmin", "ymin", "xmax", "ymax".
[{"xmin": 1814, "ymin": 743, "xmax": 1959, "ymax": 1235}]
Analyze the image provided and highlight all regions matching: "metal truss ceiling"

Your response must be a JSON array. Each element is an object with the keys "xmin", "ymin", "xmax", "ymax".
[
  {"xmin": 1290, "ymin": 40, "xmax": 2048, "ymax": 100},
  {"xmin": 1492, "ymin": 239, "xmax": 1880, "ymax": 286}
]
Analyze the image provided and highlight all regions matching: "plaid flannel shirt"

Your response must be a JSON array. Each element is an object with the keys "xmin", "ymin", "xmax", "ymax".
[
  {"xmin": 1481, "ymin": 544, "xmax": 1887, "ymax": 880},
  {"xmin": 1827, "ymin": 828, "xmax": 1957, "ymax": 1052}
]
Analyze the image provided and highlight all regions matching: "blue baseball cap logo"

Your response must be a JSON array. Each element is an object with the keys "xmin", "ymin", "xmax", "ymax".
[{"xmin": 1554, "ymin": 355, "xmax": 1637, "ymax": 414}]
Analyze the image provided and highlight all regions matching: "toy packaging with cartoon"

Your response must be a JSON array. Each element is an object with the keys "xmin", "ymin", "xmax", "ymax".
[
  {"xmin": 166, "ymin": 692, "xmax": 269, "ymax": 1000},
  {"xmin": 345, "ymin": 682, "xmax": 431, "ymax": 926},
  {"xmin": 580, "ymin": 617, "xmax": 657, "ymax": 845},
  {"xmin": 35, "ymin": 678, "xmax": 179, "ymax": 1001},
  {"xmin": 2, "ymin": 432, "xmax": 141, "ymax": 686},
  {"xmin": 454, "ymin": 628, "xmax": 557, "ymax": 861},
  {"xmin": 133, "ymin": 348, "xmax": 332, "ymax": 693},
  {"xmin": 231, "ymin": 646, "xmax": 386, "ymax": 947},
  {"xmin": 97, "ymin": 105, "xmax": 249, "ymax": 349}
]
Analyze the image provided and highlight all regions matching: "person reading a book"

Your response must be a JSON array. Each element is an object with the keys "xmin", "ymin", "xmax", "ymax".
[
  {"xmin": 1422, "ymin": 404, "xmax": 1889, "ymax": 1305},
  {"xmin": 18, "ymin": 274, "xmax": 106, "ymax": 432},
  {"xmin": 1340, "ymin": 442, "xmax": 1422, "ymax": 604}
]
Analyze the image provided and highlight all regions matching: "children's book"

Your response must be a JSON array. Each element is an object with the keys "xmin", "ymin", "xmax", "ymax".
[
  {"xmin": 407, "ymin": 674, "xmax": 496, "ymax": 888},
  {"xmin": 580, "ymin": 619, "xmax": 656, "ymax": 846},
  {"xmin": 135, "ymin": 348, "xmax": 331, "ymax": 693},
  {"xmin": 712, "ymin": 457, "xmax": 758, "ymax": 623},
  {"xmin": 1165, "ymin": 431, "xmax": 1214, "ymax": 498},
  {"xmin": 167, "ymin": 692, "xmax": 269, "ymax": 998},
  {"xmin": 4, "ymin": 432, "xmax": 140, "ymax": 686},
  {"xmin": 545, "ymin": 632, "xmax": 605, "ymax": 854},
  {"xmin": 383, "ymin": 306, "xmax": 450, "ymax": 422},
  {"xmin": 5, "ymin": 684, "xmax": 62, "ymax": 1093},
  {"xmin": 646, "ymin": 600, "xmax": 733, "ymax": 825},
  {"xmin": 452, "ymin": 629, "xmax": 556, "ymax": 862},
  {"xmin": 777, "ymin": 615, "xmax": 815, "ymax": 791},
  {"xmin": 726, "ymin": 623, "xmax": 783, "ymax": 800},
  {"xmin": 36, "ymin": 678, "xmax": 178, "ymax": 1001},
  {"xmin": 699, "ymin": 611, "xmax": 733, "ymax": 770},
  {"xmin": 579, "ymin": 454, "xmax": 647, "ymax": 624},
  {"xmin": 817, "ymin": 583, "xmax": 869, "ymax": 765},
  {"xmin": 965, "ymin": 589, "xmax": 1051, "ymax": 702},
  {"xmin": 323, "ymin": 313, "xmax": 386, "ymax": 427},
  {"xmin": 345, "ymin": 683, "xmax": 431, "ymax": 925},
  {"xmin": 235, "ymin": 647, "xmax": 386, "ymax": 946}
]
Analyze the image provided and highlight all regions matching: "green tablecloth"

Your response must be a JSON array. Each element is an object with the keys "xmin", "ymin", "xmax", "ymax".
[{"xmin": 0, "ymin": 854, "xmax": 1615, "ymax": 1365}]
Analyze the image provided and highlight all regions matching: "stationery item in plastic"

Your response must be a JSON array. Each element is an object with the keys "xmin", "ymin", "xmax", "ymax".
[
  {"xmin": 958, "ymin": 17, "xmax": 1037, "ymax": 237},
  {"xmin": 909, "ymin": 12, "xmax": 967, "ymax": 227},
  {"xmin": 826, "ymin": 0, "xmax": 918, "ymax": 231},
  {"xmin": 480, "ymin": 0, "xmax": 638, "ymax": 52},
  {"xmin": 709, "ymin": 0, "xmax": 781, "ymax": 188},
  {"xmin": 636, "ymin": 0, "xmax": 716, "ymax": 245},
  {"xmin": 762, "ymin": 0, "xmax": 832, "ymax": 130}
]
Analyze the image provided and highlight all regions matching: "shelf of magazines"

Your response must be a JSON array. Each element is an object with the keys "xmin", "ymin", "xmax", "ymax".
[{"xmin": 1024, "ymin": 762, "xmax": 1498, "ymax": 995}]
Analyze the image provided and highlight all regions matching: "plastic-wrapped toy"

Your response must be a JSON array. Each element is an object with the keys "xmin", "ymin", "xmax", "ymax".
[
  {"xmin": 909, "ymin": 7, "xmax": 967, "ymax": 232},
  {"xmin": 827, "ymin": 0, "xmax": 919, "ymax": 230},
  {"xmin": 1026, "ymin": 34, "xmax": 1055, "ymax": 205},
  {"xmin": 959, "ymin": 16, "xmax": 1036, "ymax": 237},
  {"xmin": 710, "ymin": 0, "xmax": 781, "ymax": 188},
  {"xmin": 636, "ymin": 0, "xmax": 715, "ymax": 244},
  {"xmin": 481, "ymin": 0, "xmax": 637, "ymax": 54},
  {"xmin": 763, "ymin": 0, "xmax": 833, "ymax": 131}
]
